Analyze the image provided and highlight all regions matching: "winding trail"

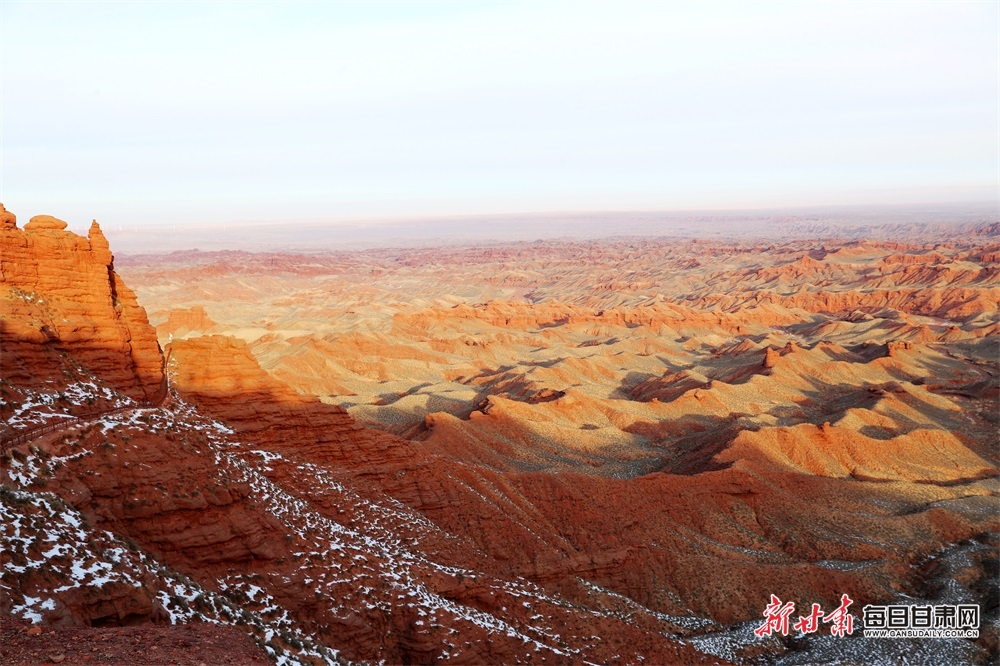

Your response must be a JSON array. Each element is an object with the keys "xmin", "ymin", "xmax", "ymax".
[
  {"xmin": 1, "ymin": 406, "xmax": 144, "ymax": 451},
  {"xmin": 1, "ymin": 388, "xmax": 171, "ymax": 452}
]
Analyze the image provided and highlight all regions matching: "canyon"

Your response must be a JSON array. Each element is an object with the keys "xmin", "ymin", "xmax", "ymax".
[{"xmin": 2, "ymin": 204, "xmax": 998, "ymax": 664}]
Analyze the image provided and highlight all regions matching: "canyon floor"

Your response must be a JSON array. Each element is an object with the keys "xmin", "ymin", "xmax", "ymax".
[{"xmin": 2, "ymin": 209, "xmax": 998, "ymax": 664}]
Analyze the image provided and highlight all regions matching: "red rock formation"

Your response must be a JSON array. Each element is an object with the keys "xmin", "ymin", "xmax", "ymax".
[
  {"xmin": 155, "ymin": 305, "xmax": 217, "ymax": 339},
  {"xmin": 696, "ymin": 286, "xmax": 999, "ymax": 321},
  {"xmin": 393, "ymin": 299, "xmax": 802, "ymax": 340},
  {"xmin": 0, "ymin": 203, "xmax": 16, "ymax": 230},
  {"xmin": 0, "ymin": 207, "xmax": 165, "ymax": 404},
  {"xmin": 167, "ymin": 335, "xmax": 411, "ymax": 466}
]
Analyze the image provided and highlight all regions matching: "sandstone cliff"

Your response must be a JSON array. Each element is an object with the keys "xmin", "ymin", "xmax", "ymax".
[{"xmin": 1, "ymin": 205, "xmax": 165, "ymax": 408}]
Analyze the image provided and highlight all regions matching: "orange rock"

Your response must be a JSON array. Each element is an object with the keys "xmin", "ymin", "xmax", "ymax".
[
  {"xmin": 0, "ymin": 203, "xmax": 16, "ymax": 230},
  {"xmin": 168, "ymin": 335, "xmax": 410, "ymax": 466},
  {"xmin": 24, "ymin": 214, "xmax": 68, "ymax": 231},
  {"xmin": 1, "ymin": 208, "xmax": 165, "ymax": 403},
  {"xmin": 156, "ymin": 305, "xmax": 218, "ymax": 339}
]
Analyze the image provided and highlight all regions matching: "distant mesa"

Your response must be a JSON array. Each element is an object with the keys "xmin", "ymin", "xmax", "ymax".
[{"xmin": 156, "ymin": 305, "xmax": 218, "ymax": 340}]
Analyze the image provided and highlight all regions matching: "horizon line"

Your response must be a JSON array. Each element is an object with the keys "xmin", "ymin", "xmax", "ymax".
[{"xmin": 29, "ymin": 198, "xmax": 998, "ymax": 234}]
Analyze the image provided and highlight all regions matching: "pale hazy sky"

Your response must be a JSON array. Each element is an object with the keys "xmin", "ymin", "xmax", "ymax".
[{"xmin": 1, "ymin": 0, "xmax": 997, "ymax": 227}]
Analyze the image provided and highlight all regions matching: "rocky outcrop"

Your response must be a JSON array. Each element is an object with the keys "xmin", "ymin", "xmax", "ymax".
[
  {"xmin": 0, "ymin": 203, "xmax": 18, "ymax": 230},
  {"xmin": 154, "ymin": 306, "xmax": 218, "ymax": 340},
  {"xmin": 0, "ymin": 206, "xmax": 165, "ymax": 404},
  {"xmin": 167, "ymin": 335, "xmax": 411, "ymax": 466},
  {"xmin": 56, "ymin": 425, "xmax": 289, "ymax": 568}
]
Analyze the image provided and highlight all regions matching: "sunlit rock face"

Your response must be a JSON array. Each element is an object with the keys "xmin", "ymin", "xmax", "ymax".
[{"xmin": 1, "ymin": 205, "xmax": 166, "ymax": 409}]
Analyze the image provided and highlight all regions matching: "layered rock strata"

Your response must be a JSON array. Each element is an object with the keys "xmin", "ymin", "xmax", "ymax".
[{"xmin": 1, "ymin": 205, "xmax": 165, "ymax": 406}]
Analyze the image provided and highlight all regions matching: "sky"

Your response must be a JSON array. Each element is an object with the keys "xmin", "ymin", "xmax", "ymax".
[{"xmin": 0, "ymin": 0, "xmax": 997, "ymax": 227}]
